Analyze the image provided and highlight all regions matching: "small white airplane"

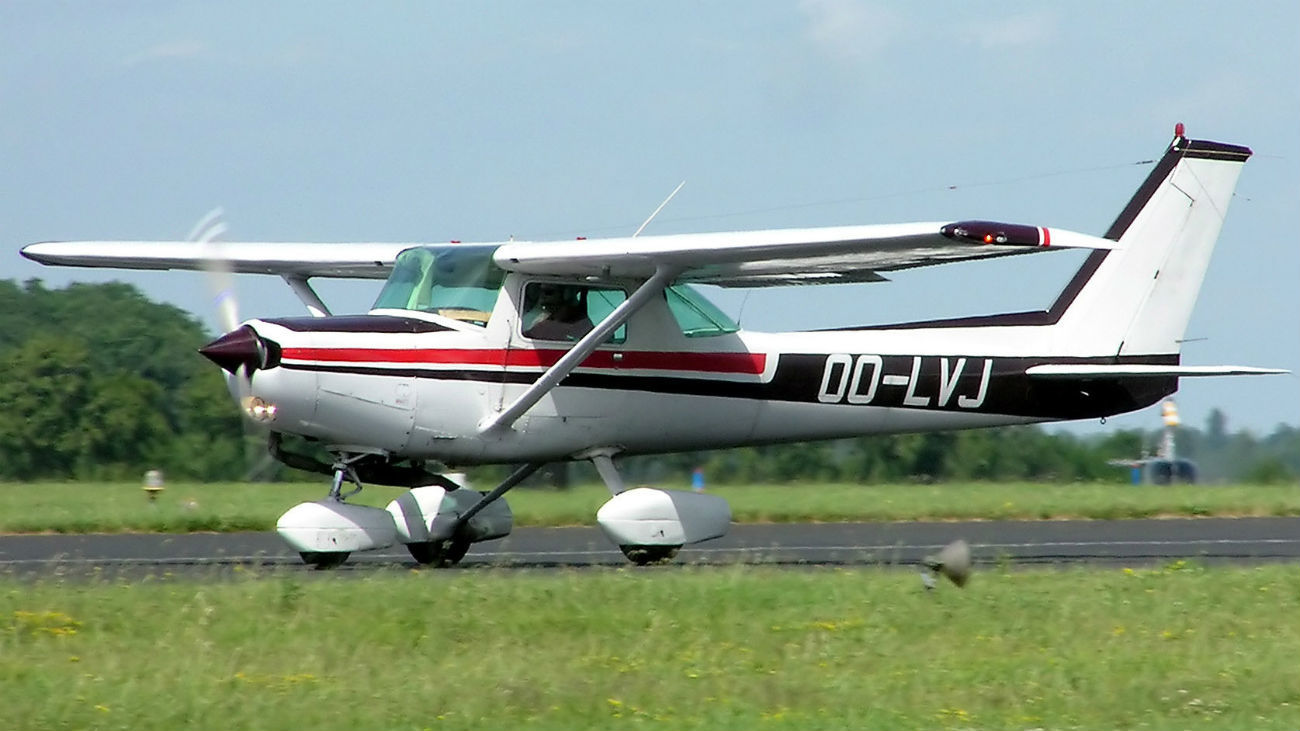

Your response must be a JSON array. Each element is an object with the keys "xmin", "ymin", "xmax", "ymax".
[
  {"xmin": 1108, "ymin": 399, "xmax": 1198, "ymax": 484},
  {"xmin": 21, "ymin": 127, "xmax": 1285, "ymax": 567}
]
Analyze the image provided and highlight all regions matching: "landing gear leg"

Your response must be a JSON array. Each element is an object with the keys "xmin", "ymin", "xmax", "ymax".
[{"xmin": 326, "ymin": 457, "xmax": 365, "ymax": 502}]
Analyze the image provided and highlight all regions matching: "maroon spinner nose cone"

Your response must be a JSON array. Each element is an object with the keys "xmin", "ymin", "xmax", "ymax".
[{"xmin": 199, "ymin": 325, "xmax": 266, "ymax": 374}]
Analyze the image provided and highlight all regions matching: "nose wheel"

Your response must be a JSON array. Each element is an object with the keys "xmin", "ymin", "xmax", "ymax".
[{"xmin": 300, "ymin": 551, "xmax": 351, "ymax": 569}]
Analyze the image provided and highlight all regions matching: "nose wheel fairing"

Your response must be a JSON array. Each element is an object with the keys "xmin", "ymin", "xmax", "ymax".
[{"xmin": 276, "ymin": 499, "xmax": 398, "ymax": 557}]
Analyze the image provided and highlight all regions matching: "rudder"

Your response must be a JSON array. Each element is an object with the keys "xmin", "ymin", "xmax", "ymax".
[{"xmin": 1055, "ymin": 132, "xmax": 1251, "ymax": 357}]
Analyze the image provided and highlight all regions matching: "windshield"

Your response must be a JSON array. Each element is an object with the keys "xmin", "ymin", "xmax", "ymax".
[
  {"xmin": 371, "ymin": 245, "xmax": 505, "ymax": 326},
  {"xmin": 665, "ymin": 284, "xmax": 738, "ymax": 338}
]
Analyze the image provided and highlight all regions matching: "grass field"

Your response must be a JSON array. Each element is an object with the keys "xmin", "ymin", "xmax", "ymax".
[
  {"xmin": 1, "ymin": 480, "xmax": 1299, "ymax": 534},
  {"xmin": 3, "ymin": 563, "xmax": 1299, "ymax": 729}
]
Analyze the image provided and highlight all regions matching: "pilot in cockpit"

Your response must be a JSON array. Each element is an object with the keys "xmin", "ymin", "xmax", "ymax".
[{"xmin": 523, "ymin": 283, "xmax": 593, "ymax": 341}]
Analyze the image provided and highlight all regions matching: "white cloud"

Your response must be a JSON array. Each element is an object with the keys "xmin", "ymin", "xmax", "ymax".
[
  {"xmin": 122, "ymin": 40, "xmax": 209, "ymax": 67},
  {"xmin": 965, "ymin": 11, "xmax": 1059, "ymax": 49},
  {"xmin": 799, "ymin": 0, "xmax": 902, "ymax": 62}
]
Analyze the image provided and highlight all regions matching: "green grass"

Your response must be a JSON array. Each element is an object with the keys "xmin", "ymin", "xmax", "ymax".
[
  {"xmin": 3, "ymin": 564, "xmax": 1299, "ymax": 729},
  {"xmin": 2, "ymin": 481, "xmax": 1299, "ymax": 534}
]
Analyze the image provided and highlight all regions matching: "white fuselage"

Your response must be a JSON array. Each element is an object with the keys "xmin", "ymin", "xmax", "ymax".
[{"xmin": 242, "ymin": 271, "xmax": 1166, "ymax": 466}]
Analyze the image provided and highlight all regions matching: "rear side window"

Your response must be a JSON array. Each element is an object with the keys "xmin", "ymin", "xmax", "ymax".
[{"xmin": 665, "ymin": 284, "xmax": 738, "ymax": 338}]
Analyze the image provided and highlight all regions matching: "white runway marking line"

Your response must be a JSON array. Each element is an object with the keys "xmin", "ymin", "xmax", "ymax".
[
  {"xmin": 691, "ymin": 538, "xmax": 1300, "ymax": 552},
  {"xmin": 0, "ymin": 555, "xmax": 287, "ymax": 566},
  {"xmin": 487, "ymin": 537, "xmax": 1300, "ymax": 559},
  {"xmin": 1, "ymin": 538, "xmax": 1297, "ymax": 566}
]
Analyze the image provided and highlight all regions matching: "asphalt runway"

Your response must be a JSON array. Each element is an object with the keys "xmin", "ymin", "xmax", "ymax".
[{"xmin": 2, "ymin": 517, "xmax": 1299, "ymax": 576}]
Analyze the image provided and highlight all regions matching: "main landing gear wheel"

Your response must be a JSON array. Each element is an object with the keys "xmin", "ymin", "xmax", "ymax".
[
  {"xmin": 407, "ymin": 539, "xmax": 471, "ymax": 567},
  {"xmin": 300, "ymin": 551, "xmax": 350, "ymax": 569},
  {"xmin": 619, "ymin": 545, "xmax": 680, "ymax": 565}
]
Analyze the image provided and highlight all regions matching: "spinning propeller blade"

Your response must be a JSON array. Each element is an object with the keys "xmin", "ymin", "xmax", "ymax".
[
  {"xmin": 190, "ymin": 208, "xmax": 239, "ymax": 334},
  {"xmin": 189, "ymin": 209, "xmax": 277, "ymax": 480}
]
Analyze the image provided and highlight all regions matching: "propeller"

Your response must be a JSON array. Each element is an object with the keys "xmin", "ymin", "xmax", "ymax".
[
  {"xmin": 190, "ymin": 209, "xmax": 278, "ymax": 480},
  {"xmin": 189, "ymin": 208, "xmax": 237, "ymax": 332},
  {"xmin": 192, "ymin": 208, "xmax": 250, "ymax": 398}
]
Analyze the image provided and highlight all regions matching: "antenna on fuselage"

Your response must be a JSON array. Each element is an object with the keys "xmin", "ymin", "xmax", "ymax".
[{"xmin": 632, "ymin": 180, "xmax": 686, "ymax": 238}]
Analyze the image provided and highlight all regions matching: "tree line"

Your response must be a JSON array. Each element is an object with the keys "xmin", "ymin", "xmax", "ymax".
[
  {"xmin": 0, "ymin": 279, "xmax": 1294, "ymax": 485},
  {"xmin": 0, "ymin": 279, "xmax": 245, "ymax": 480},
  {"xmin": 611, "ymin": 418, "xmax": 1299, "ymax": 487}
]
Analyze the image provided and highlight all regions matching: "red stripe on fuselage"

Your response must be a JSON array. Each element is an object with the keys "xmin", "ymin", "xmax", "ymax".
[{"xmin": 281, "ymin": 347, "xmax": 767, "ymax": 374}]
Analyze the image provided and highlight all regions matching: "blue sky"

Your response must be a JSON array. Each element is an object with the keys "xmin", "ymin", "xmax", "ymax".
[{"xmin": 2, "ymin": 2, "xmax": 1297, "ymax": 435}]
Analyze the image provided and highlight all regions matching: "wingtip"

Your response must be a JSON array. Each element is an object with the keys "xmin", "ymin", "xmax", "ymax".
[{"xmin": 19, "ymin": 241, "xmax": 60, "ymax": 264}]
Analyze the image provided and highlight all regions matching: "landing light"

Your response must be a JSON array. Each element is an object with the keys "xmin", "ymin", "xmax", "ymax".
[{"xmin": 243, "ymin": 396, "xmax": 278, "ymax": 423}]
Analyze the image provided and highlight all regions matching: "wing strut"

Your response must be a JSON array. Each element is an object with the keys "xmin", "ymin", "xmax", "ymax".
[
  {"xmin": 478, "ymin": 264, "xmax": 682, "ymax": 433},
  {"xmin": 281, "ymin": 274, "xmax": 332, "ymax": 318}
]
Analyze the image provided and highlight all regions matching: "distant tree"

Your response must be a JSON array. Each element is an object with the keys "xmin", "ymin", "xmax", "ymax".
[
  {"xmin": 0, "ymin": 336, "xmax": 94, "ymax": 478},
  {"xmin": 1206, "ymin": 408, "xmax": 1229, "ymax": 449},
  {"xmin": 1243, "ymin": 458, "xmax": 1295, "ymax": 485},
  {"xmin": 0, "ymin": 279, "xmax": 245, "ymax": 480}
]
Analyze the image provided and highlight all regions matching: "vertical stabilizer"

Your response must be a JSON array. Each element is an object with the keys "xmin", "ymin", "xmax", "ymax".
[{"xmin": 1055, "ymin": 133, "xmax": 1251, "ymax": 357}]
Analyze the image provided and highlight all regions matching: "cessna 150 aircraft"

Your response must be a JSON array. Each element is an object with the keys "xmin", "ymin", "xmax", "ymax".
[{"xmin": 21, "ymin": 128, "xmax": 1285, "ymax": 567}]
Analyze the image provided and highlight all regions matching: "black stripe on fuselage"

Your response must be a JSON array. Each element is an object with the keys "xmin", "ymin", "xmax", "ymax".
[
  {"xmin": 261, "ymin": 315, "xmax": 452, "ymax": 333},
  {"xmin": 280, "ymin": 352, "xmax": 1178, "ymax": 421},
  {"xmin": 761, "ymin": 353, "xmax": 1177, "ymax": 420}
]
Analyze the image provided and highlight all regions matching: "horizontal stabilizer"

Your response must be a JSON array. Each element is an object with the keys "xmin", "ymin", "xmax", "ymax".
[{"xmin": 1025, "ymin": 364, "xmax": 1288, "ymax": 379}]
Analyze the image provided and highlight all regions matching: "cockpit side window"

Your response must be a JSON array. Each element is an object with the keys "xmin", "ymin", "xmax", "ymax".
[
  {"xmin": 522, "ymin": 282, "xmax": 627, "ymax": 343},
  {"xmin": 371, "ymin": 245, "xmax": 505, "ymax": 326}
]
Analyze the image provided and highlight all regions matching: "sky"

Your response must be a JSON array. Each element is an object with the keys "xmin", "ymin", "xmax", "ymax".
[{"xmin": 2, "ymin": 1, "xmax": 1297, "ymax": 437}]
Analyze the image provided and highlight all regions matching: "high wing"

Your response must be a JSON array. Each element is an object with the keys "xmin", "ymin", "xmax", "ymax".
[
  {"xmin": 20, "ymin": 241, "xmax": 417, "ymax": 279},
  {"xmin": 494, "ymin": 221, "xmax": 1114, "ymax": 286},
  {"xmin": 21, "ymin": 220, "xmax": 1110, "ymax": 286}
]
